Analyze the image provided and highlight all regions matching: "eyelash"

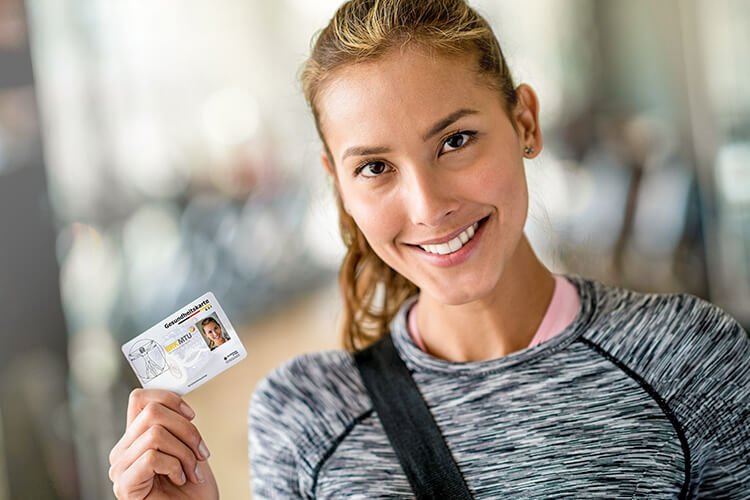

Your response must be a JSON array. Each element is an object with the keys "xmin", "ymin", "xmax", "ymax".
[
  {"xmin": 353, "ymin": 130, "xmax": 478, "ymax": 178},
  {"xmin": 440, "ymin": 130, "xmax": 477, "ymax": 154}
]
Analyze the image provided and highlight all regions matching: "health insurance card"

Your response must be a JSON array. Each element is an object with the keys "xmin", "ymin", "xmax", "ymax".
[{"xmin": 121, "ymin": 292, "xmax": 247, "ymax": 395}]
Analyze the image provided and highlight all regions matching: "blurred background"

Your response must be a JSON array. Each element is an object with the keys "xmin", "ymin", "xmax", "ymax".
[{"xmin": 0, "ymin": 0, "xmax": 748, "ymax": 498}]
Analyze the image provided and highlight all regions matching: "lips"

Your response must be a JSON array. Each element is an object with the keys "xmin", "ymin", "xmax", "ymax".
[
  {"xmin": 411, "ymin": 216, "xmax": 489, "ymax": 256},
  {"xmin": 419, "ymin": 221, "xmax": 478, "ymax": 255},
  {"xmin": 407, "ymin": 215, "xmax": 489, "ymax": 268}
]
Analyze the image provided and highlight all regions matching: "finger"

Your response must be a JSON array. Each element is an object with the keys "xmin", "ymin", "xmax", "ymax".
[
  {"xmin": 114, "ymin": 449, "xmax": 187, "ymax": 497},
  {"xmin": 127, "ymin": 388, "xmax": 195, "ymax": 427},
  {"xmin": 111, "ymin": 402, "xmax": 208, "ymax": 467},
  {"xmin": 109, "ymin": 424, "xmax": 203, "ymax": 485},
  {"xmin": 112, "ymin": 402, "xmax": 206, "ymax": 466}
]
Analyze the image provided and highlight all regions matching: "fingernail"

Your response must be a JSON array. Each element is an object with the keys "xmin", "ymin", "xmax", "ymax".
[
  {"xmin": 199, "ymin": 440, "xmax": 210, "ymax": 459},
  {"xmin": 180, "ymin": 402, "xmax": 195, "ymax": 419},
  {"xmin": 195, "ymin": 464, "xmax": 205, "ymax": 483},
  {"xmin": 180, "ymin": 469, "xmax": 186, "ymax": 484}
]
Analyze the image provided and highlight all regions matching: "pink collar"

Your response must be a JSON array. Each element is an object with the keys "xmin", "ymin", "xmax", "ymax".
[{"xmin": 407, "ymin": 275, "xmax": 580, "ymax": 352}]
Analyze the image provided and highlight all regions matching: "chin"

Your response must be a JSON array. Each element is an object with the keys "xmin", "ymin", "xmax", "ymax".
[{"xmin": 423, "ymin": 279, "xmax": 495, "ymax": 306}]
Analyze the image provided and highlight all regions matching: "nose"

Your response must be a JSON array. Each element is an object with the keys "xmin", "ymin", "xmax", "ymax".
[{"xmin": 404, "ymin": 166, "xmax": 458, "ymax": 227}]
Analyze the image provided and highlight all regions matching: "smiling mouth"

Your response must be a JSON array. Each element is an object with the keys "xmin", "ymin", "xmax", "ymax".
[{"xmin": 415, "ymin": 216, "xmax": 489, "ymax": 255}]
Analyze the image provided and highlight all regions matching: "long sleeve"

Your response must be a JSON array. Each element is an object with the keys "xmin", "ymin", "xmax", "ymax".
[
  {"xmin": 246, "ymin": 350, "xmax": 373, "ymax": 499},
  {"xmin": 243, "ymin": 278, "xmax": 750, "ymax": 498},
  {"xmin": 248, "ymin": 375, "xmax": 304, "ymax": 499},
  {"xmin": 684, "ymin": 316, "xmax": 750, "ymax": 497}
]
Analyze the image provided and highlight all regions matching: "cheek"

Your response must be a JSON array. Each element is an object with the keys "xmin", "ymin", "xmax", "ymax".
[
  {"xmin": 349, "ymin": 199, "xmax": 402, "ymax": 246},
  {"xmin": 468, "ymin": 157, "xmax": 528, "ymax": 207},
  {"xmin": 338, "ymin": 177, "xmax": 403, "ymax": 247}
]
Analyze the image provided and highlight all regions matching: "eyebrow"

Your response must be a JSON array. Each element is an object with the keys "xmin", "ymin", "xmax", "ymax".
[
  {"xmin": 340, "ymin": 108, "xmax": 479, "ymax": 163},
  {"xmin": 341, "ymin": 145, "xmax": 391, "ymax": 162},
  {"xmin": 421, "ymin": 108, "xmax": 479, "ymax": 141}
]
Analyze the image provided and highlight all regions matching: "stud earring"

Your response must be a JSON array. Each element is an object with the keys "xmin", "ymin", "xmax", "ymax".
[{"xmin": 523, "ymin": 146, "xmax": 534, "ymax": 156}]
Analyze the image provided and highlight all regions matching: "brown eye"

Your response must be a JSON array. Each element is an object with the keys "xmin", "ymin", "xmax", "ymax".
[
  {"xmin": 357, "ymin": 161, "xmax": 390, "ymax": 178},
  {"xmin": 447, "ymin": 134, "xmax": 466, "ymax": 148},
  {"xmin": 440, "ymin": 131, "xmax": 476, "ymax": 154}
]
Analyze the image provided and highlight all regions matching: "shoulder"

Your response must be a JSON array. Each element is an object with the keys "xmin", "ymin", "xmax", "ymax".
[
  {"xmin": 576, "ymin": 280, "xmax": 750, "ymax": 493},
  {"xmin": 252, "ymin": 349, "xmax": 364, "ymax": 404},
  {"xmin": 580, "ymin": 278, "xmax": 747, "ymax": 364},
  {"xmin": 249, "ymin": 349, "xmax": 371, "ymax": 450},
  {"xmin": 248, "ymin": 351, "xmax": 371, "ymax": 496},
  {"xmin": 578, "ymin": 278, "xmax": 748, "ymax": 403}
]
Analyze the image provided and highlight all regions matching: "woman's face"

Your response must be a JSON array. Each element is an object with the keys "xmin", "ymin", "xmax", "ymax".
[
  {"xmin": 318, "ymin": 46, "xmax": 541, "ymax": 305},
  {"xmin": 204, "ymin": 321, "xmax": 223, "ymax": 343}
]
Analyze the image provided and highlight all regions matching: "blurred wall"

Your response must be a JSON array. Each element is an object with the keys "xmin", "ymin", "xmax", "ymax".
[{"xmin": 0, "ymin": 0, "xmax": 79, "ymax": 498}]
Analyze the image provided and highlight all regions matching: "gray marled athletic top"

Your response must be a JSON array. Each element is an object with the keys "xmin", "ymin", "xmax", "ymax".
[{"xmin": 248, "ymin": 276, "xmax": 750, "ymax": 498}]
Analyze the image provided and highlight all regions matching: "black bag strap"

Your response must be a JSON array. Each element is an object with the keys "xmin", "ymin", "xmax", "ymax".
[{"xmin": 354, "ymin": 334, "xmax": 473, "ymax": 500}]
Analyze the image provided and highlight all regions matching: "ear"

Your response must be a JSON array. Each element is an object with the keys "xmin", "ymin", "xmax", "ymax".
[
  {"xmin": 320, "ymin": 150, "xmax": 351, "ymax": 215},
  {"xmin": 513, "ymin": 84, "xmax": 543, "ymax": 158},
  {"xmin": 320, "ymin": 151, "xmax": 335, "ymax": 177}
]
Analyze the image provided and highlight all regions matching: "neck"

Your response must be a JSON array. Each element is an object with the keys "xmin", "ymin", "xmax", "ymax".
[{"xmin": 416, "ymin": 236, "xmax": 554, "ymax": 362}]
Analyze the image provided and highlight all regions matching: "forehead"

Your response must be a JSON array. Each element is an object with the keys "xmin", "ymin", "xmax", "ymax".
[{"xmin": 317, "ymin": 46, "xmax": 501, "ymax": 154}]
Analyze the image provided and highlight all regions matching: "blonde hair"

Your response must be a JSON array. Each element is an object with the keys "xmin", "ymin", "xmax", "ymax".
[{"xmin": 301, "ymin": 0, "xmax": 518, "ymax": 351}]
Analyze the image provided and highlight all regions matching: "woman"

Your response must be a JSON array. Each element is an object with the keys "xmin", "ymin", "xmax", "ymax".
[
  {"xmin": 200, "ymin": 317, "xmax": 227, "ymax": 350},
  {"xmin": 108, "ymin": 1, "xmax": 749, "ymax": 498}
]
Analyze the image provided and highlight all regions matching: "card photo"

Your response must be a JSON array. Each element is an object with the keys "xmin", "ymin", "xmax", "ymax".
[{"xmin": 198, "ymin": 314, "xmax": 230, "ymax": 351}]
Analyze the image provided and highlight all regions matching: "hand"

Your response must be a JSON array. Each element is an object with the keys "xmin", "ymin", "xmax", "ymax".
[{"xmin": 109, "ymin": 389, "xmax": 219, "ymax": 500}]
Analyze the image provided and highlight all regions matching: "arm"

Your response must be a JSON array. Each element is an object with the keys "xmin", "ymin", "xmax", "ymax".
[
  {"xmin": 685, "ymin": 312, "xmax": 750, "ymax": 497},
  {"xmin": 248, "ymin": 375, "xmax": 305, "ymax": 499}
]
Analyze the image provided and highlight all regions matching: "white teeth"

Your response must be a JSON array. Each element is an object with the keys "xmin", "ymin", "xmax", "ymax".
[
  {"xmin": 436, "ymin": 243, "xmax": 451, "ymax": 255},
  {"xmin": 419, "ymin": 221, "xmax": 480, "ymax": 255}
]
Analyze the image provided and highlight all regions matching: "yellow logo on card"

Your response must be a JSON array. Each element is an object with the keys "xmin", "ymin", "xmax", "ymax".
[{"xmin": 165, "ymin": 332, "xmax": 193, "ymax": 353}]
